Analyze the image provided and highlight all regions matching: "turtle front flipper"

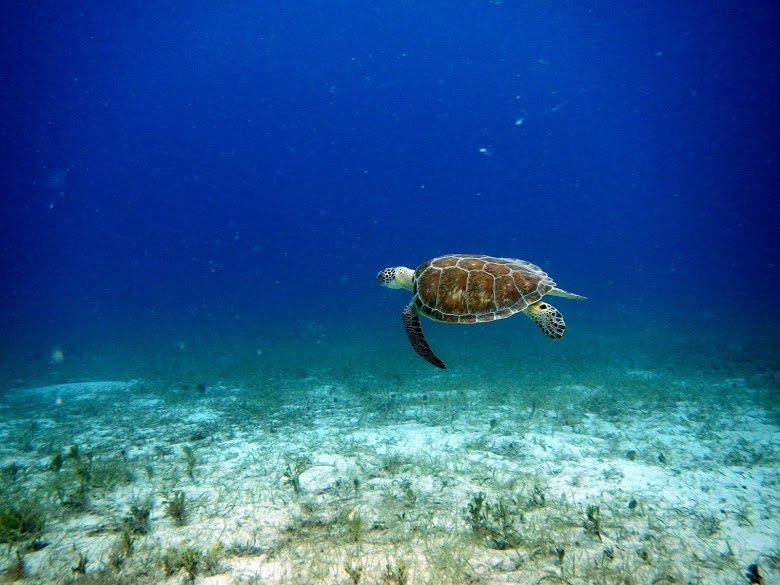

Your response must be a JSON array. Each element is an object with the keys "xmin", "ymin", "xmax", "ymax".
[
  {"xmin": 523, "ymin": 300, "xmax": 566, "ymax": 340},
  {"xmin": 403, "ymin": 303, "xmax": 446, "ymax": 369}
]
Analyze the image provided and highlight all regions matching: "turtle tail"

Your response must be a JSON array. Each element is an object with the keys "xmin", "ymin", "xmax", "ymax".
[{"xmin": 403, "ymin": 303, "xmax": 446, "ymax": 369}]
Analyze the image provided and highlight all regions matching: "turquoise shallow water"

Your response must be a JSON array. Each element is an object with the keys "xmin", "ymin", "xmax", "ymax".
[{"xmin": 3, "ymin": 304, "xmax": 776, "ymax": 393}]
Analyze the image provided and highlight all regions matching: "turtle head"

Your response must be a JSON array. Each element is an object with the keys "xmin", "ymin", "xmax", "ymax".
[{"xmin": 377, "ymin": 266, "xmax": 414, "ymax": 291}]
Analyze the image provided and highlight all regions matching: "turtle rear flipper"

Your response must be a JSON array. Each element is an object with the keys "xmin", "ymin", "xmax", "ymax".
[
  {"xmin": 524, "ymin": 301, "xmax": 566, "ymax": 340},
  {"xmin": 403, "ymin": 303, "xmax": 446, "ymax": 369}
]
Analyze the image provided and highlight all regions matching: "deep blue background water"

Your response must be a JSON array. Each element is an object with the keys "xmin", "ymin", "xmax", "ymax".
[{"xmin": 1, "ymin": 2, "xmax": 777, "ymax": 364}]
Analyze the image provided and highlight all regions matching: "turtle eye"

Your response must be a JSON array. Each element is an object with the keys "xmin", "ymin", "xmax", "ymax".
[{"xmin": 539, "ymin": 304, "xmax": 548, "ymax": 310}]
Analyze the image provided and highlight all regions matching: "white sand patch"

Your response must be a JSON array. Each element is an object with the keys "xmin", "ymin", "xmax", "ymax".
[
  {"xmin": 350, "ymin": 423, "xmax": 469, "ymax": 454},
  {"xmin": 625, "ymin": 369, "xmax": 661, "ymax": 379},
  {"xmin": 10, "ymin": 380, "xmax": 140, "ymax": 403},
  {"xmin": 183, "ymin": 408, "xmax": 221, "ymax": 424},
  {"xmin": 128, "ymin": 397, "xmax": 164, "ymax": 409}
]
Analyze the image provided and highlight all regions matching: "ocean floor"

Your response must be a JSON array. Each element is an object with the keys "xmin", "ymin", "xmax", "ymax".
[{"xmin": 0, "ymin": 331, "xmax": 778, "ymax": 584}]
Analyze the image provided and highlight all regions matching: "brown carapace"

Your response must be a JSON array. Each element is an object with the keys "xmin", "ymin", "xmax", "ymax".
[{"xmin": 378, "ymin": 254, "xmax": 585, "ymax": 369}]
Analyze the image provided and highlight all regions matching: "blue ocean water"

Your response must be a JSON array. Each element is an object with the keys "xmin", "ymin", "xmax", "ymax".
[{"xmin": 0, "ymin": 1, "xmax": 777, "ymax": 373}]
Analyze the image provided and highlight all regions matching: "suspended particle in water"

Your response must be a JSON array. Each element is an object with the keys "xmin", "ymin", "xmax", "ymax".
[
  {"xmin": 51, "ymin": 347, "xmax": 65, "ymax": 364},
  {"xmin": 478, "ymin": 146, "xmax": 493, "ymax": 156}
]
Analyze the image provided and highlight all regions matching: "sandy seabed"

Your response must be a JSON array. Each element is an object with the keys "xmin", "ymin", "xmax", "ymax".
[{"xmin": 0, "ymin": 334, "xmax": 778, "ymax": 585}]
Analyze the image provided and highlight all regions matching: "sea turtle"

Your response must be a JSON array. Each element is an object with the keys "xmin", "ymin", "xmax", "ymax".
[{"xmin": 377, "ymin": 254, "xmax": 586, "ymax": 369}]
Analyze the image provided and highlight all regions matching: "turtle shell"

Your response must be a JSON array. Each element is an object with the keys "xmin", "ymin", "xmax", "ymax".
[{"xmin": 411, "ymin": 254, "xmax": 555, "ymax": 324}]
